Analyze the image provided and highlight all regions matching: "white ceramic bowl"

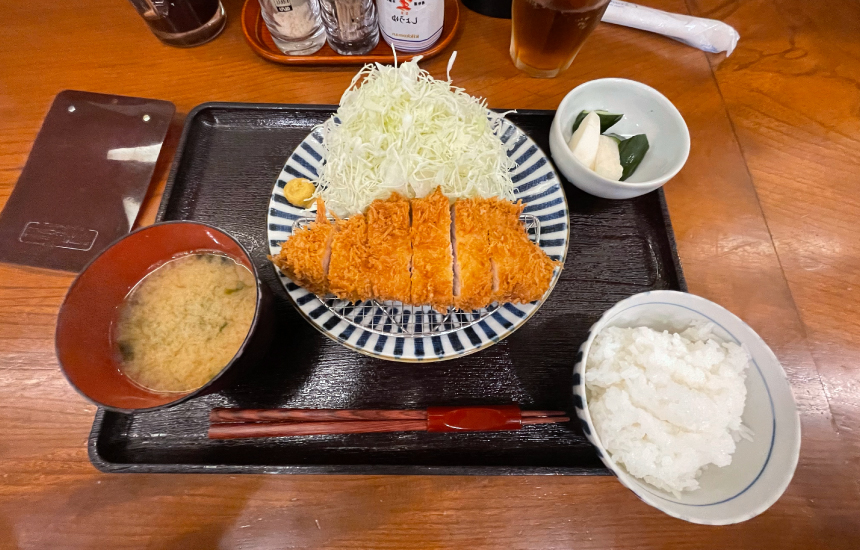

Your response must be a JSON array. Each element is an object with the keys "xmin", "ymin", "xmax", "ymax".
[
  {"xmin": 572, "ymin": 291, "xmax": 801, "ymax": 524},
  {"xmin": 550, "ymin": 79, "xmax": 690, "ymax": 199}
]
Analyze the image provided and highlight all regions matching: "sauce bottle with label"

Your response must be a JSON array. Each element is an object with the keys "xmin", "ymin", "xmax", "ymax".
[{"xmin": 378, "ymin": 0, "xmax": 444, "ymax": 53}]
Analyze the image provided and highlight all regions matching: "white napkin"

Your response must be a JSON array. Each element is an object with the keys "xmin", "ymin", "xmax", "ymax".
[{"xmin": 602, "ymin": 0, "xmax": 740, "ymax": 56}]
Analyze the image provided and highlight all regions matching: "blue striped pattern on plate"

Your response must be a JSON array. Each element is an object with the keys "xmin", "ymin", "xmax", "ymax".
[{"xmin": 266, "ymin": 119, "xmax": 570, "ymax": 362}]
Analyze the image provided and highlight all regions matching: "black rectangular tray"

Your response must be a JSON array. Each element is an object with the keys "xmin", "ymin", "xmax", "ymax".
[{"xmin": 89, "ymin": 104, "xmax": 685, "ymax": 475}]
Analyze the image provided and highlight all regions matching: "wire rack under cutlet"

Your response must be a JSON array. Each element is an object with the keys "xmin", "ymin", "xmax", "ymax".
[{"xmin": 292, "ymin": 213, "xmax": 542, "ymax": 337}]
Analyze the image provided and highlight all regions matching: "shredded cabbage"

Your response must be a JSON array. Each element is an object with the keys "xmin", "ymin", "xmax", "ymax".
[{"xmin": 314, "ymin": 55, "xmax": 516, "ymax": 217}]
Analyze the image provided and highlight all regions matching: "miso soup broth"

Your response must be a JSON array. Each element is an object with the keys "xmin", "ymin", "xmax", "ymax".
[{"xmin": 113, "ymin": 252, "xmax": 257, "ymax": 393}]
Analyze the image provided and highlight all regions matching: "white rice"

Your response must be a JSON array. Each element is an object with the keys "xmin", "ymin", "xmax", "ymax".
[{"xmin": 585, "ymin": 322, "xmax": 753, "ymax": 494}]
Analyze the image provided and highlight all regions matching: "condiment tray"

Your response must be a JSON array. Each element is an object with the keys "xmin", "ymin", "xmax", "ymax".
[{"xmin": 241, "ymin": 0, "xmax": 460, "ymax": 66}]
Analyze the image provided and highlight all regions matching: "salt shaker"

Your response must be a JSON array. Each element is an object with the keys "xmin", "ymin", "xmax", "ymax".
[
  {"xmin": 318, "ymin": 0, "xmax": 379, "ymax": 55},
  {"xmin": 258, "ymin": 0, "xmax": 326, "ymax": 55},
  {"xmin": 378, "ymin": 0, "xmax": 444, "ymax": 52}
]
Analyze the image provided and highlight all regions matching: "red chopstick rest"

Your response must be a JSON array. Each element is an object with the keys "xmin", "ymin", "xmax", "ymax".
[{"xmin": 426, "ymin": 405, "xmax": 522, "ymax": 432}]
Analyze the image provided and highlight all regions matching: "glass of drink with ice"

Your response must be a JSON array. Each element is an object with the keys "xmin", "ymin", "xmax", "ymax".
[{"xmin": 510, "ymin": 0, "xmax": 610, "ymax": 78}]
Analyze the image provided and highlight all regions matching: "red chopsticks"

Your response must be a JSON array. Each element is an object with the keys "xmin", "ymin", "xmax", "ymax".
[{"xmin": 208, "ymin": 405, "xmax": 569, "ymax": 440}]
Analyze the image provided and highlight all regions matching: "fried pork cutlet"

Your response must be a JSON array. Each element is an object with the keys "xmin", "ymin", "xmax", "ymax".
[
  {"xmin": 487, "ymin": 198, "xmax": 558, "ymax": 304},
  {"xmin": 271, "ymin": 191, "xmax": 558, "ymax": 311},
  {"xmin": 367, "ymin": 193, "xmax": 412, "ymax": 303},
  {"xmin": 410, "ymin": 188, "xmax": 453, "ymax": 312},
  {"xmin": 270, "ymin": 198, "xmax": 334, "ymax": 296},
  {"xmin": 452, "ymin": 198, "xmax": 493, "ymax": 312},
  {"xmin": 327, "ymin": 214, "xmax": 372, "ymax": 303}
]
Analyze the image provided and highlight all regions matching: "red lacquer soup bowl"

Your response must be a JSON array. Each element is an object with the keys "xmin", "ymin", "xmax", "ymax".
[{"xmin": 55, "ymin": 222, "xmax": 273, "ymax": 412}]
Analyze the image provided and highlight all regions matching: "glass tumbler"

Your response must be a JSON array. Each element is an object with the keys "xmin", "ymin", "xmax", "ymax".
[
  {"xmin": 510, "ymin": 0, "xmax": 609, "ymax": 78},
  {"xmin": 318, "ymin": 0, "xmax": 379, "ymax": 55},
  {"xmin": 127, "ymin": 0, "xmax": 226, "ymax": 47}
]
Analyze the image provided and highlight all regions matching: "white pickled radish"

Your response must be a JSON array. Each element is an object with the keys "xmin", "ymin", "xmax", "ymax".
[
  {"xmin": 567, "ymin": 111, "xmax": 601, "ymax": 169},
  {"xmin": 593, "ymin": 135, "xmax": 624, "ymax": 181}
]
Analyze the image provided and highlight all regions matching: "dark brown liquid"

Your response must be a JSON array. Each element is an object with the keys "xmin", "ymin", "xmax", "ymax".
[
  {"xmin": 130, "ymin": 0, "xmax": 219, "ymax": 34},
  {"xmin": 511, "ymin": 0, "xmax": 609, "ymax": 77}
]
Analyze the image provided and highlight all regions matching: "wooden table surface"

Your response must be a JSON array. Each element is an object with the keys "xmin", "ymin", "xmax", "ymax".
[{"xmin": 1, "ymin": 0, "xmax": 858, "ymax": 547}]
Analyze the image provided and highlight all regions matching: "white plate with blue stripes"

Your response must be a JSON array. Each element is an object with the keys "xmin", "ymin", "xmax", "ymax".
[{"xmin": 267, "ymin": 118, "xmax": 570, "ymax": 362}]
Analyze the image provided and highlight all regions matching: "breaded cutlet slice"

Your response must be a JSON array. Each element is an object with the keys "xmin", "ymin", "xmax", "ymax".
[
  {"xmin": 452, "ymin": 198, "xmax": 493, "ymax": 312},
  {"xmin": 327, "ymin": 214, "xmax": 372, "ymax": 303},
  {"xmin": 487, "ymin": 198, "xmax": 558, "ymax": 304},
  {"xmin": 367, "ymin": 193, "xmax": 412, "ymax": 303},
  {"xmin": 269, "ymin": 198, "xmax": 334, "ymax": 296},
  {"xmin": 410, "ymin": 188, "xmax": 453, "ymax": 312}
]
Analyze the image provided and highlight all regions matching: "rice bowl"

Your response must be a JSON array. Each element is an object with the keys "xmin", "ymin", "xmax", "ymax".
[
  {"xmin": 586, "ymin": 323, "xmax": 753, "ymax": 495},
  {"xmin": 572, "ymin": 290, "xmax": 801, "ymax": 525}
]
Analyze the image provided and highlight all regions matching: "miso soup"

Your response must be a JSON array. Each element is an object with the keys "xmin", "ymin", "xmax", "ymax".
[{"xmin": 113, "ymin": 252, "xmax": 257, "ymax": 393}]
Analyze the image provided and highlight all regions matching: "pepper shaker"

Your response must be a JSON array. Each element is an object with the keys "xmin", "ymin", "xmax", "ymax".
[{"xmin": 318, "ymin": 0, "xmax": 379, "ymax": 55}]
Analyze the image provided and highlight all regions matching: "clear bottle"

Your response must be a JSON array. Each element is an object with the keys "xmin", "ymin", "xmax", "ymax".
[
  {"xmin": 259, "ymin": 0, "xmax": 327, "ymax": 56},
  {"xmin": 318, "ymin": 0, "xmax": 379, "ymax": 55}
]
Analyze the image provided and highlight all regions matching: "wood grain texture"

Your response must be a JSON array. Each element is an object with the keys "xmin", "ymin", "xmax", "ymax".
[
  {"xmin": 688, "ymin": 0, "xmax": 860, "ymax": 494},
  {"xmin": 0, "ymin": 0, "xmax": 859, "ymax": 547}
]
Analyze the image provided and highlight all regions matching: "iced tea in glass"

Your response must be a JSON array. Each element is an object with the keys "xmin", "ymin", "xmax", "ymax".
[{"xmin": 510, "ymin": 0, "xmax": 610, "ymax": 78}]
